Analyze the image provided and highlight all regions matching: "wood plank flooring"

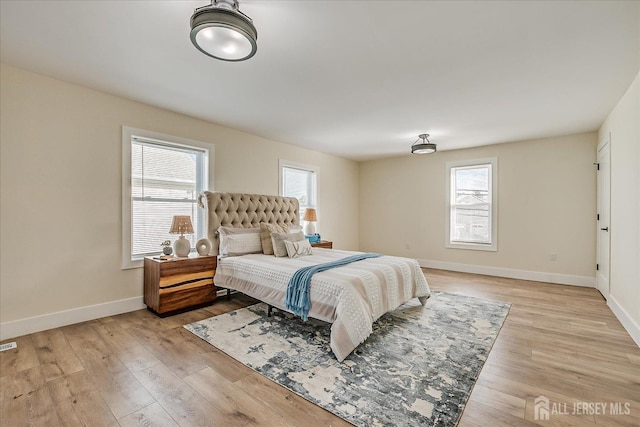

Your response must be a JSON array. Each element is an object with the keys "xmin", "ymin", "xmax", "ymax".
[{"xmin": 1, "ymin": 269, "xmax": 638, "ymax": 426}]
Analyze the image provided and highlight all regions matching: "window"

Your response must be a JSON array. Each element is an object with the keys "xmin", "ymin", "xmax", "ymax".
[
  {"xmin": 279, "ymin": 160, "xmax": 318, "ymax": 221},
  {"xmin": 122, "ymin": 127, "xmax": 212, "ymax": 269},
  {"xmin": 446, "ymin": 158, "xmax": 497, "ymax": 251}
]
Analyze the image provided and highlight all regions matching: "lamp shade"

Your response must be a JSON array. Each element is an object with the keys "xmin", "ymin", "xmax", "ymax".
[
  {"xmin": 169, "ymin": 216, "xmax": 194, "ymax": 235},
  {"xmin": 411, "ymin": 134, "xmax": 437, "ymax": 154},
  {"xmin": 303, "ymin": 208, "xmax": 317, "ymax": 222},
  {"xmin": 190, "ymin": 0, "xmax": 257, "ymax": 62}
]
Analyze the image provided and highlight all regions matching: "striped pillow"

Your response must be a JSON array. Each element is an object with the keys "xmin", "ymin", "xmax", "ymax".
[{"xmin": 219, "ymin": 227, "xmax": 262, "ymax": 257}]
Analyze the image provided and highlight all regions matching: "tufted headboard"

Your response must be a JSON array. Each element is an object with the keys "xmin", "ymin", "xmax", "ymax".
[{"xmin": 197, "ymin": 191, "xmax": 300, "ymax": 256}]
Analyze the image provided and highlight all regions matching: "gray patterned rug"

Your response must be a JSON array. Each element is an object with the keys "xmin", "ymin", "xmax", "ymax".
[{"xmin": 184, "ymin": 291, "xmax": 510, "ymax": 426}]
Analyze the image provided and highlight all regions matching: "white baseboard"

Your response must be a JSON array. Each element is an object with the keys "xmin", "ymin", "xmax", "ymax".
[
  {"xmin": 0, "ymin": 296, "xmax": 145, "ymax": 341},
  {"xmin": 607, "ymin": 295, "xmax": 640, "ymax": 348},
  {"xmin": 417, "ymin": 259, "xmax": 596, "ymax": 287}
]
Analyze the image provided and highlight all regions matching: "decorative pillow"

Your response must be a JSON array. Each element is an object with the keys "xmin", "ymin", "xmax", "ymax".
[
  {"xmin": 218, "ymin": 226, "xmax": 262, "ymax": 257},
  {"xmin": 260, "ymin": 223, "xmax": 289, "ymax": 255},
  {"xmin": 271, "ymin": 231, "xmax": 305, "ymax": 257},
  {"xmin": 289, "ymin": 225, "xmax": 303, "ymax": 233},
  {"xmin": 285, "ymin": 239, "xmax": 313, "ymax": 258}
]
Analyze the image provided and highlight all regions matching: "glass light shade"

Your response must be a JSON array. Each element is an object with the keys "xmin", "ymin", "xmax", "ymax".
[
  {"xmin": 194, "ymin": 26, "xmax": 254, "ymax": 60},
  {"xmin": 190, "ymin": 4, "xmax": 257, "ymax": 62}
]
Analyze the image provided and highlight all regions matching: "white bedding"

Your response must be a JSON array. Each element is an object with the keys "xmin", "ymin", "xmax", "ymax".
[{"xmin": 215, "ymin": 248, "xmax": 431, "ymax": 361}]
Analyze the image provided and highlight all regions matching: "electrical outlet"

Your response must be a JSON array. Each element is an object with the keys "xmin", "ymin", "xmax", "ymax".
[
  {"xmin": 0, "ymin": 342, "xmax": 17, "ymax": 352},
  {"xmin": 550, "ymin": 253, "xmax": 558, "ymax": 261}
]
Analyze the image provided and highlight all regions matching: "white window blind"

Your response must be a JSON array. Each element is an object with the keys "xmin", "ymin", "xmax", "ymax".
[
  {"xmin": 122, "ymin": 127, "xmax": 212, "ymax": 269},
  {"xmin": 446, "ymin": 158, "xmax": 497, "ymax": 251},
  {"xmin": 279, "ymin": 160, "xmax": 318, "ymax": 220},
  {"xmin": 130, "ymin": 137, "xmax": 206, "ymax": 260}
]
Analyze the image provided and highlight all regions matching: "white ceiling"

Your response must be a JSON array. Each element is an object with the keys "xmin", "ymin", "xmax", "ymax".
[{"xmin": 1, "ymin": 1, "xmax": 638, "ymax": 161}]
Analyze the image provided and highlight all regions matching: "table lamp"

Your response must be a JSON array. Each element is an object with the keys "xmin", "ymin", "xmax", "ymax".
[
  {"xmin": 169, "ymin": 215, "xmax": 194, "ymax": 257},
  {"xmin": 303, "ymin": 208, "xmax": 317, "ymax": 235}
]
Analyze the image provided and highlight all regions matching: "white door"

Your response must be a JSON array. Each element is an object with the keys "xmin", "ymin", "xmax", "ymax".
[{"xmin": 596, "ymin": 136, "xmax": 610, "ymax": 299}]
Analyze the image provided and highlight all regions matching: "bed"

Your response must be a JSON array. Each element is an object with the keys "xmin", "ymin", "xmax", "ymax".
[{"xmin": 198, "ymin": 191, "xmax": 430, "ymax": 361}]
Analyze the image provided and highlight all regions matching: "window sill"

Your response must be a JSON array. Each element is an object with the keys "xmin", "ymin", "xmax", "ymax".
[
  {"xmin": 446, "ymin": 242, "xmax": 497, "ymax": 252},
  {"xmin": 122, "ymin": 258, "xmax": 144, "ymax": 270},
  {"xmin": 122, "ymin": 250, "xmax": 200, "ymax": 270}
]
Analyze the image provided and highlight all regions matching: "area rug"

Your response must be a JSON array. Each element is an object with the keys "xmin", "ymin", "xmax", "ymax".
[{"xmin": 184, "ymin": 291, "xmax": 510, "ymax": 426}]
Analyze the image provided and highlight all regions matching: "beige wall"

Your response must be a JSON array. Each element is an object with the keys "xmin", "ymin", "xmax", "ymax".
[
  {"xmin": 599, "ymin": 71, "xmax": 640, "ymax": 335},
  {"xmin": 359, "ymin": 133, "xmax": 597, "ymax": 278},
  {"xmin": 0, "ymin": 64, "xmax": 359, "ymax": 324},
  {"xmin": 2, "ymin": 59, "xmax": 631, "ymax": 338}
]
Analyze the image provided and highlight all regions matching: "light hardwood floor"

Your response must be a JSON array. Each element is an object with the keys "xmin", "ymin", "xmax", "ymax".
[{"xmin": 1, "ymin": 269, "xmax": 638, "ymax": 426}]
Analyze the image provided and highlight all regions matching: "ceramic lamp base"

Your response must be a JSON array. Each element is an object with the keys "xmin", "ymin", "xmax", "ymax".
[
  {"xmin": 304, "ymin": 221, "xmax": 316, "ymax": 235},
  {"xmin": 174, "ymin": 235, "xmax": 191, "ymax": 257}
]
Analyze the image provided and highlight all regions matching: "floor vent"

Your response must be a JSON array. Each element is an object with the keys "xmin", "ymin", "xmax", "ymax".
[{"xmin": 0, "ymin": 342, "xmax": 17, "ymax": 352}]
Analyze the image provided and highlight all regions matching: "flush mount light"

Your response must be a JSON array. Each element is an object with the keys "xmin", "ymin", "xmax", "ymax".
[
  {"xmin": 411, "ymin": 134, "xmax": 437, "ymax": 154},
  {"xmin": 190, "ymin": 0, "xmax": 257, "ymax": 62}
]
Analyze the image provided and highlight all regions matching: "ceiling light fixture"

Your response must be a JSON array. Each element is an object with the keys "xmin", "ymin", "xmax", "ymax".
[
  {"xmin": 411, "ymin": 134, "xmax": 437, "ymax": 154},
  {"xmin": 190, "ymin": 0, "xmax": 257, "ymax": 62}
]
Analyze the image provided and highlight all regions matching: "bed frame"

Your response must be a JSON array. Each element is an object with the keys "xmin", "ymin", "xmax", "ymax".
[{"xmin": 197, "ymin": 191, "xmax": 300, "ymax": 256}]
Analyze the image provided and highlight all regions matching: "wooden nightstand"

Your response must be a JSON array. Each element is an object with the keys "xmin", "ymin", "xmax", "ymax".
[
  {"xmin": 144, "ymin": 255, "xmax": 217, "ymax": 316},
  {"xmin": 311, "ymin": 240, "xmax": 333, "ymax": 249}
]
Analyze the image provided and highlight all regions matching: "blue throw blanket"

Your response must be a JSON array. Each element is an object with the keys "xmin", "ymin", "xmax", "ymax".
[{"xmin": 285, "ymin": 253, "xmax": 383, "ymax": 320}]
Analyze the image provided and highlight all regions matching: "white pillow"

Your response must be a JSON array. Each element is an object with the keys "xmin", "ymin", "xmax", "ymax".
[
  {"xmin": 289, "ymin": 224, "xmax": 303, "ymax": 233},
  {"xmin": 218, "ymin": 226, "xmax": 262, "ymax": 257},
  {"xmin": 284, "ymin": 239, "xmax": 313, "ymax": 258},
  {"xmin": 271, "ymin": 231, "xmax": 305, "ymax": 257}
]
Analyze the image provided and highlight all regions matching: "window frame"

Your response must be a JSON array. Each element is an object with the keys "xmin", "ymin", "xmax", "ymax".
[
  {"xmin": 278, "ymin": 159, "xmax": 319, "ymax": 222},
  {"xmin": 122, "ymin": 126, "xmax": 214, "ymax": 269},
  {"xmin": 445, "ymin": 157, "xmax": 498, "ymax": 252}
]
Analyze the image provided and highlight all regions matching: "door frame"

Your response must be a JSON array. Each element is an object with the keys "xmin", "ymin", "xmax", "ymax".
[{"xmin": 596, "ymin": 133, "xmax": 611, "ymax": 299}]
